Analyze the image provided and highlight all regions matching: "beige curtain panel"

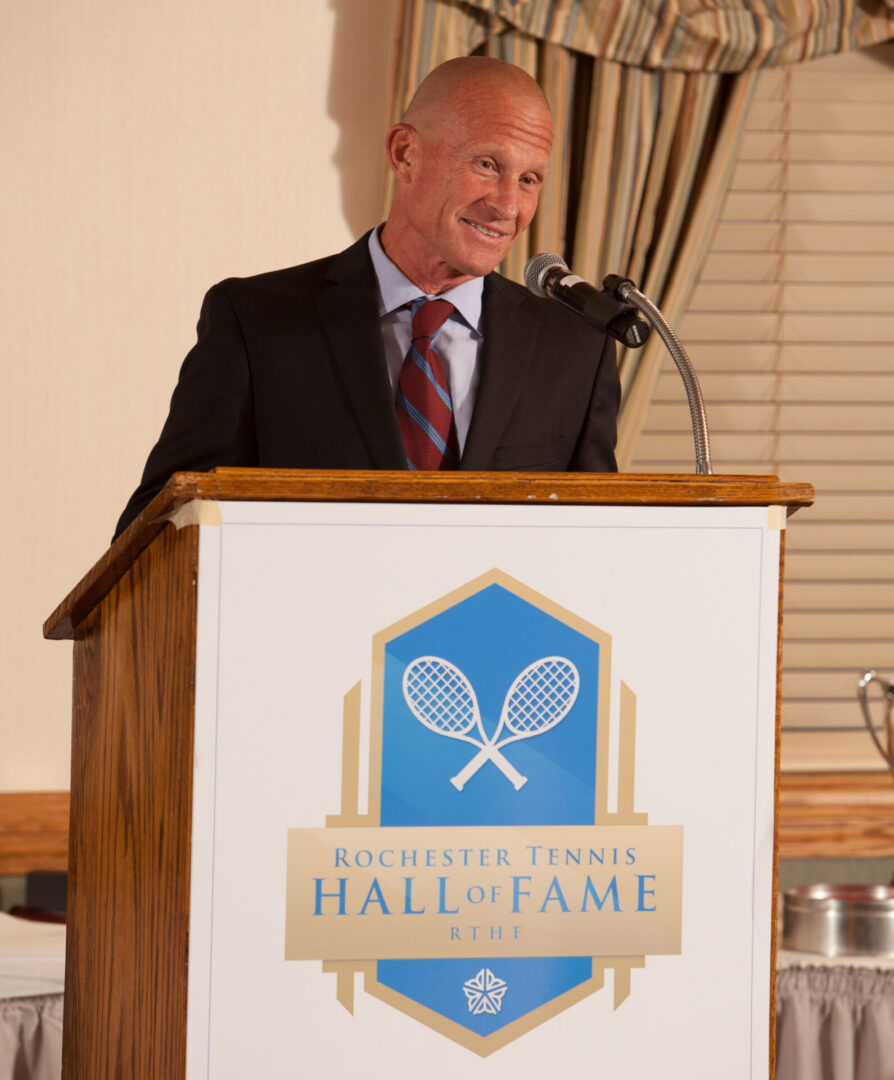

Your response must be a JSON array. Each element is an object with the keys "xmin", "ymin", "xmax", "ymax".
[{"xmin": 389, "ymin": 0, "xmax": 893, "ymax": 464}]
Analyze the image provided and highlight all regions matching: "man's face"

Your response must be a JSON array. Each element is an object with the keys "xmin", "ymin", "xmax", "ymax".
[{"xmin": 385, "ymin": 84, "xmax": 553, "ymax": 293}]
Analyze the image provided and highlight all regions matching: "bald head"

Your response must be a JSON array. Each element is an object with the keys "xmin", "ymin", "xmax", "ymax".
[
  {"xmin": 381, "ymin": 58, "xmax": 553, "ymax": 295},
  {"xmin": 403, "ymin": 56, "xmax": 551, "ymax": 131}
]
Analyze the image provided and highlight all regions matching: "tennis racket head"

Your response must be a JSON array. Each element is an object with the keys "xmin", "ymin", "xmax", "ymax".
[
  {"xmin": 503, "ymin": 656, "xmax": 580, "ymax": 736},
  {"xmin": 402, "ymin": 655, "xmax": 478, "ymax": 737}
]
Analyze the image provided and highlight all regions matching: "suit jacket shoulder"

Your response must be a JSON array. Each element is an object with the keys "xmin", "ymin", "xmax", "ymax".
[
  {"xmin": 461, "ymin": 270, "xmax": 620, "ymax": 473},
  {"xmin": 113, "ymin": 234, "xmax": 403, "ymax": 537}
]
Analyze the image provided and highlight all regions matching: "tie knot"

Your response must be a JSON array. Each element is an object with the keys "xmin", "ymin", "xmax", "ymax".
[{"xmin": 412, "ymin": 298, "xmax": 454, "ymax": 342}]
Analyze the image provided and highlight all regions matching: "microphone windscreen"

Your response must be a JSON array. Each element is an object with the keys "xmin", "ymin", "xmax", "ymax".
[{"xmin": 524, "ymin": 252, "xmax": 568, "ymax": 297}]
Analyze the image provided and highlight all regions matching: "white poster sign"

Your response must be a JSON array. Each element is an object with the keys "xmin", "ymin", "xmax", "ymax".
[{"xmin": 185, "ymin": 501, "xmax": 781, "ymax": 1079}]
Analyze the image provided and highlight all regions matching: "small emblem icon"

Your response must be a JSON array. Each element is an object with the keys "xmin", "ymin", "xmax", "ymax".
[
  {"xmin": 402, "ymin": 655, "xmax": 580, "ymax": 790},
  {"xmin": 463, "ymin": 968, "xmax": 508, "ymax": 1015}
]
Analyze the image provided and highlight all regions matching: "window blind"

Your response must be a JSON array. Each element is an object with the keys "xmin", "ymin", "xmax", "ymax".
[{"xmin": 631, "ymin": 43, "xmax": 894, "ymax": 772}]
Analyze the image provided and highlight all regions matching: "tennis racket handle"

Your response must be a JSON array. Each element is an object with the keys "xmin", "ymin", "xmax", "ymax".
[{"xmin": 451, "ymin": 747, "xmax": 527, "ymax": 791}]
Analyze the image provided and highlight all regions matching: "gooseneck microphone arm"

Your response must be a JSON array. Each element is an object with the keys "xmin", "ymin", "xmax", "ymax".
[
  {"xmin": 525, "ymin": 253, "xmax": 712, "ymax": 475},
  {"xmin": 603, "ymin": 274, "xmax": 712, "ymax": 476}
]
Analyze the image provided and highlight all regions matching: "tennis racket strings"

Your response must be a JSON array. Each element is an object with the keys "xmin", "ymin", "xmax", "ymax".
[
  {"xmin": 403, "ymin": 656, "xmax": 477, "ymax": 735},
  {"xmin": 402, "ymin": 655, "xmax": 580, "ymax": 791},
  {"xmin": 402, "ymin": 656, "xmax": 526, "ymax": 789},
  {"xmin": 506, "ymin": 658, "xmax": 580, "ymax": 734}
]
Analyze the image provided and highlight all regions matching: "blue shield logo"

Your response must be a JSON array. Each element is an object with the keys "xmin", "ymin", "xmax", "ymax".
[
  {"xmin": 371, "ymin": 573, "xmax": 604, "ymax": 1039},
  {"xmin": 285, "ymin": 568, "xmax": 682, "ymax": 1054}
]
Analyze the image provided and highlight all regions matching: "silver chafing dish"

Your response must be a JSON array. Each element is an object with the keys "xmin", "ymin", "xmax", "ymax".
[{"xmin": 782, "ymin": 884, "xmax": 894, "ymax": 957}]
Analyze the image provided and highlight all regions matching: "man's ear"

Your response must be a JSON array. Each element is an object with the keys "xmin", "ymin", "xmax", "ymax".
[{"xmin": 385, "ymin": 123, "xmax": 417, "ymax": 182}]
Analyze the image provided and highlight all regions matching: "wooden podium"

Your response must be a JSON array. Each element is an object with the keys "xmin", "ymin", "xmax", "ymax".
[{"xmin": 45, "ymin": 469, "xmax": 812, "ymax": 1080}]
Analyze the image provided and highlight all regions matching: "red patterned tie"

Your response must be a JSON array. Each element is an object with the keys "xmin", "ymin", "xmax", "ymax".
[{"xmin": 396, "ymin": 299, "xmax": 460, "ymax": 470}]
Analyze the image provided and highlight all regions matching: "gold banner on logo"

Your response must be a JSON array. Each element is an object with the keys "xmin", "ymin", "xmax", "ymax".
[{"xmin": 285, "ymin": 825, "xmax": 682, "ymax": 961}]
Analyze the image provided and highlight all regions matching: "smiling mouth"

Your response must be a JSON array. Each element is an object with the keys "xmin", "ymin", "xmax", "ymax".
[{"xmin": 463, "ymin": 220, "xmax": 507, "ymax": 240}]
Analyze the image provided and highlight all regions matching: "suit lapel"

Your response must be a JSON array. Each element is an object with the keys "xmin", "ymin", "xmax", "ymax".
[
  {"xmin": 461, "ymin": 273, "xmax": 543, "ymax": 469},
  {"xmin": 314, "ymin": 235, "xmax": 407, "ymax": 468}
]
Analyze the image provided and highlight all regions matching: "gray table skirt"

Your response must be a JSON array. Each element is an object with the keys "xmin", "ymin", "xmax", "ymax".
[
  {"xmin": 777, "ymin": 966, "xmax": 894, "ymax": 1080},
  {"xmin": 0, "ymin": 970, "xmax": 891, "ymax": 1080},
  {"xmin": 0, "ymin": 996, "xmax": 62, "ymax": 1080}
]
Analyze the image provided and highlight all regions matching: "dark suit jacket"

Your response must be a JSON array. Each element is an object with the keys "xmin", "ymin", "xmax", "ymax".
[{"xmin": 114, "ymin": 233, "xmax": 620, "ymax": 538}]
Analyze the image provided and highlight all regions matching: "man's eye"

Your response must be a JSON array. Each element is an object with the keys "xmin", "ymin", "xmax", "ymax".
[{"xmin": 477, "ymin": 160, "xmax": 494, "ymax": 170}]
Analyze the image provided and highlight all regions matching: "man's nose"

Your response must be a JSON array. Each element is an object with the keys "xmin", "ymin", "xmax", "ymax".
[{"xmin": 485, "ymin": 176, "xmax": 518, "ymax": 219}]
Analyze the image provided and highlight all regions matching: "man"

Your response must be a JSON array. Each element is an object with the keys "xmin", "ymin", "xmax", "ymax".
[{"xmin": 114, "ymin": 57, "xmax": 620, "ymax": 539}]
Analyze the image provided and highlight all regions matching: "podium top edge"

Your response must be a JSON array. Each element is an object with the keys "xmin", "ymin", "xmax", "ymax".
[
  {"xmin": 166, "ymin": 467, "xmax": 815, "ymax": 506},
  {"xmin": 43, "ymin": 468, "xmax": 814, "ymax": 640}
]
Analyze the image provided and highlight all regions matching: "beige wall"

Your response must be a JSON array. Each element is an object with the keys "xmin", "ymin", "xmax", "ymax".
[{"xmin": 1, "ymin": 0, "xmax": 400, "ymax": 790}]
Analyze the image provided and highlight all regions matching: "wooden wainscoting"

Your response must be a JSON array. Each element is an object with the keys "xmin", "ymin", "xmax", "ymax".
[
  {"xmin": 1, "ymin": 776, "xmax": 890, "ymax": 873},
  {"xmin": 0, "ymin": 791, "xmax": 69, "ymax": 874},
  {"xmin": 779, "ymin": 772, "xmax": 894, "ymax": 859}
]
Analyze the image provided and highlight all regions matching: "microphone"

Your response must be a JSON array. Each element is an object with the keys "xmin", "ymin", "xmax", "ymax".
[{"xmin": 524, "ymin": 253, "xmax": 651, "ymax": 349}]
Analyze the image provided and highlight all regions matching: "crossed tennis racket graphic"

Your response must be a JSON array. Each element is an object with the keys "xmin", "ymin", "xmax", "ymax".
[{"xmin": 402, "ymin": 655, "xmax": 580, "ymax": 791}]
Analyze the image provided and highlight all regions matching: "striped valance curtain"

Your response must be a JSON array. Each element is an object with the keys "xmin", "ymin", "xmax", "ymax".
[
  {"xmin": 389, "ymin": 0, "xmax": 894, "ymax": 465},
  {"xmin": 444, "ymin": 0, "xmax": 894, "ymax": 73}
]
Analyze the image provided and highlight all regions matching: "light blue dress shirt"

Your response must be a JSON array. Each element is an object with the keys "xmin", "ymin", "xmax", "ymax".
[{"xmin": 367, "ymin": 227, "xmax": 483, "ymax": 453}]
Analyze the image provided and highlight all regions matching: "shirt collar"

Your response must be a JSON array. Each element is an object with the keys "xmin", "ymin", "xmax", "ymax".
[{"xmin": 368, "ymin": 226, "xmax": 483, "ymax": 334}]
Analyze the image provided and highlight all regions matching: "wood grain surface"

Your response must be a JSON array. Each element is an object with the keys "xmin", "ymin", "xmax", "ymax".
[
  {"xmin": 6, "ymin": 772, "xmax": 881, "ymax": 884},
  {"xmin": 779, "ymin": 771, "xmax": 894, "ymax": 858},
  {"xmin": 42, "ymin": 467, "xmax": 814, "ymax": 1075},
  {"xmin": 44, "ymin": 468, "xmax": 814, "ymax": 640},
  {"xmin": 63, "ymin": 523, "xmax": 198, "ymax": 1080},
  {"xmin": 0, "ymin": 791, "xmax": 69, "ymax": 874}
]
